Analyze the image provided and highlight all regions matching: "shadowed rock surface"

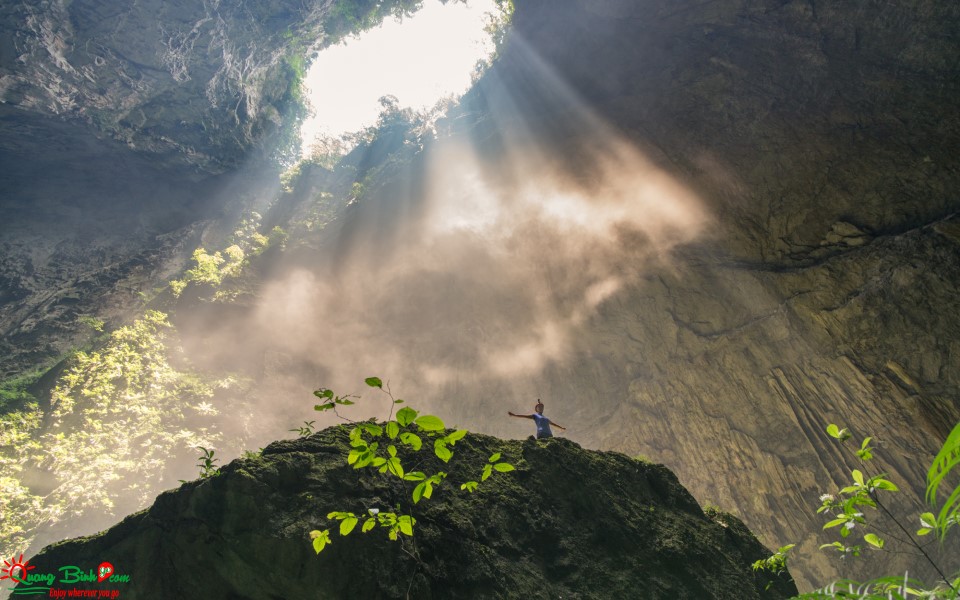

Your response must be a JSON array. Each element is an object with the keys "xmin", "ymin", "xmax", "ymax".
[{"xmin": 20, "ymin": 427, "xmax": 796, "ymax": 599}]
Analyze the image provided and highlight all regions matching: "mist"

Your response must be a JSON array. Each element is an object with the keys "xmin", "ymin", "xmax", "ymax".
[{"xmin": 174, "ymin": 35, "xmax": 712, "ymax": 450}]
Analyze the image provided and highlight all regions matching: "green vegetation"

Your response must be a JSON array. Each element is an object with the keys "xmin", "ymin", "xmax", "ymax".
[
  {"xmin": 754, "ymin": 422, "xmax": 960, "ymax": 599},
  {"xmin": 77, "ymin": 315, "xmax": 105, "ymax": 333},
  {"xmin": 195, "ymin": 447, "xmax": 220, "ymax": 479},
  {"xmin": 323, "ymin": 0, "xmax": 426, "ymax": 46},
  {"xmin": 289, "ymin": 421, "xmax": 317, "ymax": 438},
  {"xmin": 0, "ymin": 368, "xmax": 46, "ymax": 413},
  {"xmin": 308, "ymin": 377, "xmax": 515, "ymax": 557},
  {"xmin": 170, "ymin": 212, "xmax": 286, "ymax": 300},
  {"xmin": 270, "ymin": 44, "xmax": 311, "ymax": 168},
  {"xmin": 0, "ymin": 311, "xmax": 226, "ymax": 560}
]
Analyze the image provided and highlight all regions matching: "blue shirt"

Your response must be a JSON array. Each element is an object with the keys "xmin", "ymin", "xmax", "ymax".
[{"xmin": 532, "ymin": 413, "xmax": 552, "ymax": 437}]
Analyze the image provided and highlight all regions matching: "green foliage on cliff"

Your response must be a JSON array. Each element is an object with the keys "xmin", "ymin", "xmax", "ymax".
[
  {"xmin": 0, "ymin": 368, "xmax": 44, "ymax": 412},
  {"xmin": 0, "ymin": 311, "xmax": 226, "ymax": 560},
  {"xmin": 324, "ymin": 0, "xmax": 426, "ymax": 45},
  {"xmin": 170, "ymin": 212, "xmax": 285, "ymax": 300}
]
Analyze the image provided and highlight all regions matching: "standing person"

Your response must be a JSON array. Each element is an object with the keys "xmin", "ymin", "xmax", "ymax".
[{"xmin": 508, "ymin": 399, "xmax": 566, "ymax": 439}]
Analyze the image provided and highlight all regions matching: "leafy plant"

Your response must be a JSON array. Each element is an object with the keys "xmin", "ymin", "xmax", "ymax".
[
  {"xmin": 241, "ymin": 448, "xmax": 264, "ymax": 460},
  {"xmin": 196, "ymin": 446, "xmax": 220, "ymax": 479},
  {"xmin": 308, "ymin": 377, "xmax": 515, "ymax": 558},
  {"xmin": 289, "ymin": 420, "xmax": 316, "ymax": 438},
  {"xmin": 923, "ymin": 422, "xmax": 960, "ymax": 542},
  {"xmin": 752, "ymin": 544, "xmax": 795, "ymax": 576},
  {"xmin": 755, "ymin": 421, "xmax": 960, "ymax": 599}
]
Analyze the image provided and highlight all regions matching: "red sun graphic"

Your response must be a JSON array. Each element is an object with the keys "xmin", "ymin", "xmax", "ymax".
[{"xmin": 1, "ymin": 554, "xmax": 35, "ymax": 584}]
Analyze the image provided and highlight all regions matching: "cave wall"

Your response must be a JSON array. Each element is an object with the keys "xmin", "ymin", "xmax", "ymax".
[
  {"xmin": 448, "ymin": 0, "xmax": 960, "ymax": 587},
  {"xmin": 0, "ymin": 0, "xmax": 332, "ymax": 171}
]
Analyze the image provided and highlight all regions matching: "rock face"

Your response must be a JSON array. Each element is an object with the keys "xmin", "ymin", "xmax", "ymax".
[
  {"xmin": 0, "ymin": 0, "xmax": 326, "ymax": 171},
  {"xmin": 19, "ymin": 428, "xmax": 796, "ymax": 599},
  {"xmin": 430, "ymin": 0, "xmax": 960, "ymax": 586},
  {"xmin": 3, "ymin": 0, "xmax": 960, "ymax": 592}
]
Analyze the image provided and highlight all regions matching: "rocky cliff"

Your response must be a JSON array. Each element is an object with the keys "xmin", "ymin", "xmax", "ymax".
[
  {"xmin": 2, "ymin": 0, "xmax": 959, "ymax": 592},
  {"xmin": 16, "ymin": 428, "xmax": 797, "ymax": 599}
]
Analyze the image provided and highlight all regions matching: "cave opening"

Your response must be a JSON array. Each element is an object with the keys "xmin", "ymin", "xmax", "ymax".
[{"xmin": 298, "ymin": 0, "xmax": 510, "ymax": 153}]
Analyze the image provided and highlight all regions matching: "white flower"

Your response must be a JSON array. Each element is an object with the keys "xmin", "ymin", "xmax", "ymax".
[
  {"xmin": 819, "ymin": 494, "xmax": 834, "ymax": 502},
  {"xmin": 368, "ymin": 508, "xmax": 380, "ymax": 515},
  {"xmin": 844, "ymin": 521, "xmax": 856, "ymax": 530}
]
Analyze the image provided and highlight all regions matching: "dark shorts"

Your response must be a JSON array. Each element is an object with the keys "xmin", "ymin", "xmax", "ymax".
[{"xmin": 537, "ymin": 431, "xmax": 553, "ymax": 439}]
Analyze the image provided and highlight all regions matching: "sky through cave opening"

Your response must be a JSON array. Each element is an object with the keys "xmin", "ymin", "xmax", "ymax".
[{"xmin": 298, "ymin": 0, "xmax": 508, "ymax": 154}]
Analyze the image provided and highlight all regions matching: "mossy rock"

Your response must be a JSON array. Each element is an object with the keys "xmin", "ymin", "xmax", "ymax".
[{"xmin": 21, "ymin": 426, "xmax": 796, "ymax": 599}]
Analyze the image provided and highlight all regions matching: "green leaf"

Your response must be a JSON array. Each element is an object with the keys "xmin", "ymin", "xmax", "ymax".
[
  {"xmin": 446, "ymin": 429, "xmax": 468, "ymax": 444},
  {"xmin": 873, "ymin": 479, "xmax": 899, "ymax": 492},
  {"xmin": 397, "ymin": 407, "xmax": 418, "ymax": 427},
  {"xmin": 365, "ymin": 376, "xmax": 383, "ymax": 388},
  {"xmin": 489, "ymin": 452, "xmax": 502, "ymax": 463},
  {"xmin": 340, "ymin": 517, "xmax": 358, "ymax": 536},
  {"xmin": 864, "ymin": 533, "xmax": 884, "ymax": 548},
  {"xmin": 398, "ymin": 515, "xmax": 414, "ymax": 536},
  {"xmin": 826, "ymin": 424, "xmax": 841, "ymax": 438},
  {"xmin": 461, "ymin": 481, "xmax": 478, "ymax": 492},
  {"xmin": 386, "ymin": 421, "xmax": 399, "ymax": 439},
  {"xmin": 310, "ymin": 530, "xmax": 331, "ymax": 554},
  {"xmin": 860, "ymin": 436, "xmax": 872, "ymax": 450},
  {"xmin": 415, "ymin": 414, "xmax": 445, "ymax": 431},
  {"xmin": 852, "ymin": 469, "xmax": 864, "ymax": 486},
  {"xmin": 413, "ymin": 481, "xmax": 426, "ymax": 504},
  {"xmin": 347, "ymin": 450, "xmax": 361, "ymax": 465},
  {"xmin": 400, "ymin": 432, "xmax": 422, "ymax": 451},
  {"xmin": 819, "ymin": 542, "xmax": 843, "ymax": 551},
  {"xmin": 388, "ymin": 444, "xmax": 397, "ymax": 457},
  {"xmin": 394, "ymin": 399, "xmax": 404, "ymax": 404},
  {"xmin": 434, "ymin": 440, "xmax": 453, "ymax": 462},
  {"xmin": 422, "ymin": 482, "xmax": 434, "ymax": 500},
  {"xmin": 493, "ymin": 462, "xmax": 515, "ymax": 473},
  {"xmin": 314, "ymin": 403, "xmax": 334, "ymax": 412},
  {"xmin": 338, "ymin": 399, "xmax": 355, "ymax": 405},
  {"xmin": 362, "ymin": 518, "xmax": 376, "ymax": 533},
  {"xmin": 925, "ymin": 422, "xmax": 960, "ymax": 513},
  {"xmin": 372, "ymin": 457, "xmax": 386, "ymax": 467},
  {"xmin": 823, "ymin": 518, "xmax": 846, "ymax": 529},
  {"xmin": 404, "ymin": 471, "xmax": 426, "ymax": 481},
  {"xmin": 313, "ymin": 389, "xmax": 334, "ymax": 399},
  {"xmin": 360, "ymin": 423, "xmax": 383, "ymax": 437},
  {"xmin": 482, "ymin": 463, "xmax": 493, "ymax": 482},
  {"xmin": 387, "ymin": 457, "xmax": 404, "ymax": 478}
]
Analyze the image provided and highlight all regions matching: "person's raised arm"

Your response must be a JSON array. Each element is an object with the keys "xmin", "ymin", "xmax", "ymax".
[
  {"xmin": 507, "ymin": 411, "xmax": 533, "ymax": 420},
  {"xmin": 549, "ymin": 419, "xmax": 567, "ymax": 431}
]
